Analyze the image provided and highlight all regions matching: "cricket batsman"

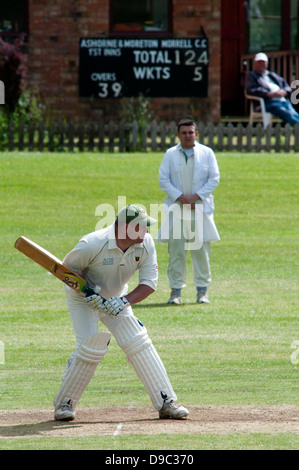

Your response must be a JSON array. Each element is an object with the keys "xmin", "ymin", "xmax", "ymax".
[{"xmin": 53, "ymin": 204, "xmax": 189, "ymax": 421}]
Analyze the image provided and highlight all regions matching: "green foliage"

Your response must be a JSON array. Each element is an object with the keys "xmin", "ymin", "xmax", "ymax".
[
  {"xmin": 10, "ymin": 88, "xmax": 45, "ymax": 124},
  {"xmin": 120, "ymin": 94, "xmax": 153, "ymax": 150},
  {"xmin": 0, "ymin": 89, "xmax": 45, "ymax": 150},
  {"xmin": 0, "ymin": 36, "xmax": 26, "ymax": 112},
  {"xmin": 0, "ymin": 37, "xmax": 46, "ymax": 150},
  {"xmin": 121, "ymin": 94, "xmax": 153, "ymax": 124}
]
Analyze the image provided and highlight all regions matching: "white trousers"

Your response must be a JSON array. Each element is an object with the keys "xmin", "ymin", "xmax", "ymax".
[
  {"xmin": 168, "ymin": 239, "xmax": 211, "ymax": 289},
  {"xmin": 61, "ymin": 288, "xmax": 176, "ymax": 409}
]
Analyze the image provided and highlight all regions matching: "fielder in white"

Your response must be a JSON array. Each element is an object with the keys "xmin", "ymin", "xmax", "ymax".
[
  {"xmin": 158, "ymin": 119, "xmax": 220, "ymax": 305},
  {"xmin": 53, "ymin": 204, "xmax": 189, "ymax": 421}
]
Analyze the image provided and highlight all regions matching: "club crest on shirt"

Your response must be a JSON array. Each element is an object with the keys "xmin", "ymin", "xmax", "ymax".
[
  {"xmin": 134, "ymin": 256, "xmax": 140, "ymax": 262},
  {"xmin": 103, "ymin": 257, "xmax": 114, "ymax": 265}
]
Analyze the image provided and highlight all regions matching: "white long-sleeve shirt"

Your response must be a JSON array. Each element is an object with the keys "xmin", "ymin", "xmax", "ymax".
[{"xmin": 158, "ymin": 141, "xmax": 220, "ymax": 242}]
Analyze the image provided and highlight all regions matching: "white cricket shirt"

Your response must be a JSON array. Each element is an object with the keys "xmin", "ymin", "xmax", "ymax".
[
  {"xmin": 180, "ymin": 147, "xmax": 194, "ymax": 195},
  {"xmin": 63, "ymin": 223, "xmax": 158, "ymax": 299}
]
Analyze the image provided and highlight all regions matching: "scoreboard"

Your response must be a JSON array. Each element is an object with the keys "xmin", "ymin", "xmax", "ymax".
[{"xmin": 79, "ymin": 37, "xmax": 209, "ymax": 98}]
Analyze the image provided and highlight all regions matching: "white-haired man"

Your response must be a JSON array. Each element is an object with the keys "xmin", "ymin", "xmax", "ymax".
[{"xmin": 245, "ymin": 52, "xmax": 299, "ymax": 125}]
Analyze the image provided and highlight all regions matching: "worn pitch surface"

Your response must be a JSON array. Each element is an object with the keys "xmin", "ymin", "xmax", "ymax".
[{"xmin": 1, "ymin": 405, "xmax": 298, "ymax": 438}]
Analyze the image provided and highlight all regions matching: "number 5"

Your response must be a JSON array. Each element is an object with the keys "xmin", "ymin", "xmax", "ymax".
[{"xmin": 193, "ymin": 66, "xmax": 203, "ymax": 81}]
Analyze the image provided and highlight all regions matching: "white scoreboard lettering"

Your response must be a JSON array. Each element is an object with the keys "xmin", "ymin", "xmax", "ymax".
[{"xmin": 79, "ymin": 37, "xmax": 209, "ymax": 98}]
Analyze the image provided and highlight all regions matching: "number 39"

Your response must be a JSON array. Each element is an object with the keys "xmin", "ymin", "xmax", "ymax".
[{"xmin": 98, "ymin": 82, "xmax": 122, "ymax": 98}]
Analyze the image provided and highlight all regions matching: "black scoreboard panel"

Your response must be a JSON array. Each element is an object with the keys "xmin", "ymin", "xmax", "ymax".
[{"xmin": 79, "ymin": 38, "xmax": 209, "ymax": 98}]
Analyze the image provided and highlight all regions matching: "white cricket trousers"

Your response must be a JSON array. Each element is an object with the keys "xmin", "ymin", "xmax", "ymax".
[
  {"xmin": 168, "ymin": 239, "xmax": 211, "ymax": 289},
  {"xmin": 61, "ymin": 287, "xmax": 177, "ymax": 410}
]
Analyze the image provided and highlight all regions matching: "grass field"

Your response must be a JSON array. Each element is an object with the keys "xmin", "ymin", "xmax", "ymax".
[{"xmin": 0, "ymin": 151, "xmax": 298, "ymax": 451}]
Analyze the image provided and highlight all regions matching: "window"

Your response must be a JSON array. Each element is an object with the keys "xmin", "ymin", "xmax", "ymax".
[
  {"xmin": 245, "ymin": 0, "xmax": 299, "ymax": 52},
  {"xmin": 111, "ymin": 0, "xmax": 171, "ymax": 34},
  {"xmin": 246, "ymin": 0, "xmax": 282, "ymax": 51},
  {"xmin": 0, "ymin": 0, "xmax": 28, "ymax": 39},
  {"xmin": 291, "ymin": 0, "xmax": 299, "ymax": 49}
]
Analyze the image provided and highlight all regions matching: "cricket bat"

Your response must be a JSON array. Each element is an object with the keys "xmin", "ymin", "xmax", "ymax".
[{"xmin": 15, "ymin": 236, "xmax": 97, "ymax": 297}]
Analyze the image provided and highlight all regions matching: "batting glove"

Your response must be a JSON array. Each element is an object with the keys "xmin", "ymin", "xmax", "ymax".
[
  {"xmin": 103, "ymin": 296, "xmax": 130, "ymax": 316},
  {"xmin": 84, "ymin": 293, "xmax": 105, "ymax": 311}
]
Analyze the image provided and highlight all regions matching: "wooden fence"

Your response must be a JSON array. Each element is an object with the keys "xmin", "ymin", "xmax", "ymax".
[{"xmin": 1, "ymin": 119, "xmax": 299, "ymax": 153}]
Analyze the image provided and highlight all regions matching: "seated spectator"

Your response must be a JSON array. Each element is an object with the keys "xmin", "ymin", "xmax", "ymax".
[{"xmin": 245, "ymin": 52, "xmax": 299, "ymax": 125}]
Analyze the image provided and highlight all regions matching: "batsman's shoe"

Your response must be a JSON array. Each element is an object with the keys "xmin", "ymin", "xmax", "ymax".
[
  {"xmin": 167, "ymin": 289, "xmax": 182, "ymax": 305},
  {"xmin": 197, "ymin": 289, "xmax": 209, "ymax": 304},
  {"xmin": 159, "ymin": 399, "xmax": 189, "ymax": 420},
  {"xmin": 54, "ymin": 399, "xmax": 75, "ymax": 421}
]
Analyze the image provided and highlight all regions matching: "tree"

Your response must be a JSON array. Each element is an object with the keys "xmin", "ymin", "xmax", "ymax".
[{"xmin": 0, "ymin": 36, "xmax": 26, "ymax": 113}]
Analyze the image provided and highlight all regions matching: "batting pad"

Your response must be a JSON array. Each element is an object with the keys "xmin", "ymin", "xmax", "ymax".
[
  {"xmin": 53, "ymin": 331, "xmax": 111, "ymax": 408},
  {"xmin": 113, "ymin": 316, "xmax": 177, "ymax": 410}
]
